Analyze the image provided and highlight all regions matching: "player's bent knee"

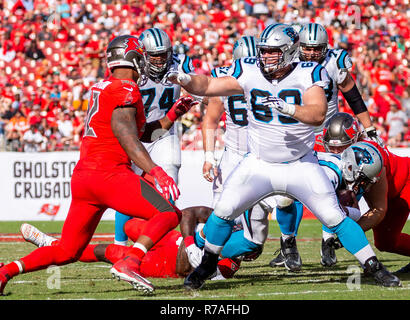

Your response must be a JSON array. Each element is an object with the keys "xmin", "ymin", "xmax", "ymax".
[
  {"xmin": 214, "ymin": 201, "xmax": 236, "ymax": 221},
  {"xmin": 274, "ymin": 195, "xmax": 294, "ymax": 209}
]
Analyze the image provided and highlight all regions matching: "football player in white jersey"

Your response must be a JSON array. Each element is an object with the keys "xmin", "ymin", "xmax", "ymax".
[
  {"xmin": 114, "ymin": 28, "xmax": 198, "ymax": 246},
  {"xmin": 270, "ymin": 22, "xmax": 383, "ymax": 270},
  {"xmin": 201, "ymin": 35, "xmax": 272, "ymax": 266},
  {"xmin": 168, "ymin": 24, "xmax": 399, "ymax": 289}
]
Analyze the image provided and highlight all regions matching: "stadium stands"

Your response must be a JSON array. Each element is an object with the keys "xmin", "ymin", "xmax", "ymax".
[{"xmin": 0, "ymin": 0, "xmax": 409, "ymax": 151}]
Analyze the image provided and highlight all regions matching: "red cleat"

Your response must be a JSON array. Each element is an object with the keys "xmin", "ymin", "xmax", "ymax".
[
  {"xmin": 110, "ymin": 256, "xmax": 154, "ymax": 294},
  {"xmin": 0, "ymin": 263, "xmax": 10, "ymax": 296}
]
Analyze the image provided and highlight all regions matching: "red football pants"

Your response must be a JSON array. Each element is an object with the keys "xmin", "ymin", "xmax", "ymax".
[
  {"xmin": 80, "ymin": 218, "xmax": 181, "ymax": 278},
  {"xmin": 19, "ymin": 167, "xmax": 181, "ymax": 273}
]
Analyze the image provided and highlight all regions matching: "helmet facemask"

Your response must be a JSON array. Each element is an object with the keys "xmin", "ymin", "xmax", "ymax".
[
  {"xmin": 257, "ymin": 46, "xmax": 295, "ymax": 80},
  {"xmin": 300, "ymin": 44, "xmax": 327, "ymax": 62},
  {"xmin": 146, "ymin": 48, "xmax": 172, "ymax": 83}
]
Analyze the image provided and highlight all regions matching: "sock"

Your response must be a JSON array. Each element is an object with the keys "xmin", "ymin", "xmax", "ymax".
[
  {"xmin": 204, "ymin": 213, "xmax": 234, "ymax": 254},
  {"xmin": 322, "ymin": 229, "xmax": 336, "ymax": 241},
  {"xmin": 114, "ymin": 211, "xmax": 132, "ymax": 244},
  {"xmin": 126, "ymin": 243, "xmax": 147, "ymax": 261},
  {"xmin": 2, "ymin": 261, "xmax": 23, "ymax": 278},
  {"xmin": 276, "ymin": 202, "xmax": 298, "ymax": 235},
  {"xmin": 325, "ymin": 217, "xmax": 375, "ymax": 264},
  {"xmin": 293, "ymin": 200, "xmax": 304, "ymax": 237},
  {"xmin": 281, "ymin": 233, "xmax": 294, "ymax": 240},
  {"xmin": 220, "ymin": 230, "xmax": 261, "ymax": 258}
]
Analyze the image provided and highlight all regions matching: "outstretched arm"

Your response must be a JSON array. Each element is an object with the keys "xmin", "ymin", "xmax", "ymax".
[{"xmin": 169, "ymin": 73, "xmax": 244, "ymax": 97}]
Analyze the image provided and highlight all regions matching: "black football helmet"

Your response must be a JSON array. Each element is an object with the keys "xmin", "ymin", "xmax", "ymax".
[{"xmin": 106, "ymin": 35, "xmax": 147, "ymax": 83}]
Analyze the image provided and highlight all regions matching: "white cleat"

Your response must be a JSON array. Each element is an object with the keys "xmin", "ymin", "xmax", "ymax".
[{"xmin": 20, "ymin": 223, "xmax": 57, "ymax": 247}]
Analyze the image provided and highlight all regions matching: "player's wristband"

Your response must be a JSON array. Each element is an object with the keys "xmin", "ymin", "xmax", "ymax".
[
  {"xmin": 204, "ymin": 151, "xmax": 216, "ymax": 165},
  {"xmin": 167, "ymin": 109, "xmax": 178, "ymax": 122},
  {"xmin": 184, "ymin": 235, "xmax": 195, "ymax": 247},
  {"xmin": 285, "ymin": 102, "xmax": 296, "ymax": 116}
]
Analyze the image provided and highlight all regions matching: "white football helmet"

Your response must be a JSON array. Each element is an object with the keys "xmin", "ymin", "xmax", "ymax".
[
  {"xmin": 256, "ymin": 24, "xmax": 300, "ymax": 79},
  {"xmin": 139, "ymin": 28, "xmax": 173, "ymax": 82},
  {"xmin": 341, "ymin": 141, "xmax": 383, "ymax": 193},
  {"xmin": 233, "ymin": 36, "xmax": 259, "ymax": 60}
]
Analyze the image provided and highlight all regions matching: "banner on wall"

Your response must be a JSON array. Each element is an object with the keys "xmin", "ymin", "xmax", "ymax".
[{"xmin": 0, "ymin": 148, "xmax": 409, "ymax": 221}]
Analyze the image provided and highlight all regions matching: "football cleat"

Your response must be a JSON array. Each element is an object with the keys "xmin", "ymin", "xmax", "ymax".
[
  {"xmin": 394, "ymin": 262, "xmax": 410, "ymax": 274},
  {"xmin": 320, "ymin": 238, "xmax": 338, "ymax": 267},
  {"xmin": 364, "ymin": 257, "xmax": 402, "ymax": 287},
  {"xmin": 269, "ymin": 249, "xmax": 285, "ymax": 267},
  {"xmin": 273, "ymin": 237, "xmax": 302, "ymax": 272},
  {"xmin": 20, "ymin": 223, "xmax": 57, "ymax": 248},
  {"xmin": 110, "ymin": 256, "xmax": 154, "ymax": 294},
  {"xmin": 184, "ymin": 250, "xmax": 219, "ymax": 290}
]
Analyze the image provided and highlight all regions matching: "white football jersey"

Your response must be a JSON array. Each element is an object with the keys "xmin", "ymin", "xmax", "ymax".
[
  {"xmin": 315, "ymin": 49, "xmax": 353, "ymax": 133},
  {"xmin": 139, "ymin": 53, "xmax": 194, "ymax": 136},
  {"xmin": 211, "ymin": 66, "xmax": 248, "ymax": 155},
  {"xmin": 229, "ymin": 58, "xmax": 330, "ymax": 163}
]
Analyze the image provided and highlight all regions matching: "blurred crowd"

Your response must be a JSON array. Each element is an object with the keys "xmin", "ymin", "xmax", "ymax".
[{"xmin": 0, "ymin": 0, "xmax": 409, "ymax": 152}]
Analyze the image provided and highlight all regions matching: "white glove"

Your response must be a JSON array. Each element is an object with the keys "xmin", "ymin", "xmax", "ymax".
[
  {"xmin": 365, "ymin": 126, "xmax": 385, "ymax": 147},
  {"xmin": 184, "ymin": 236, "xmax": 203, "ymax": 268},
  {"xmin": 166, "ymin": 71, "xmax": 192, "ymax": 86},
  {"xmin": 262, "ymin": 96, "xmax": 296, "ymax": 116}
]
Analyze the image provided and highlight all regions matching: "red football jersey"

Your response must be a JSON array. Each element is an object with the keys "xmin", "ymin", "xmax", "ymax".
[
  {"xmin": 361, "ymin": 139, "xmax": 410, "ymax": 199},
  {"xmin": 77, "ymin": 76, "xmax": 146, "ymax": 171}
]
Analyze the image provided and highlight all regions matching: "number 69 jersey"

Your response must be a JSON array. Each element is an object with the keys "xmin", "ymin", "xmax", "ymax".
[
  {"xmin": 139, "ymin": 53, "xmax": 195, "ymax": 137},
  {"xmin": 228, "ymin": 58, "xmax": 330, "ymax": 163},
  {"xmin": 211, "ymin": 66, "xmax": 248, "ymax": 156}
]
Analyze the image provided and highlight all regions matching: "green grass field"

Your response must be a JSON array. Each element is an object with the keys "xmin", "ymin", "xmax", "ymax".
[{"xmin": 0, "ymin": 219, "xmax": 409, "ymax": 301}]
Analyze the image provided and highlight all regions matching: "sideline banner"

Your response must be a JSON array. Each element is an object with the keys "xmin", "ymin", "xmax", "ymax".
[{"xmin": 0, "ymin": 148, "xmax": 409, "ymax": 221}]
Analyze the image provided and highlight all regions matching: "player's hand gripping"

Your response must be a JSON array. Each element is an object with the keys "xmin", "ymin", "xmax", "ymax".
[
  {"xmin": 166, "ymin": 71, "xmax": 192, "ymax": 86},
  {"xmin": 202, "ymin": 152, "xmax": 218, "ymax": 182},
  {"xmin": 167, "ymin": 95, "xmax": 199, "ymax": 122},
  {"xmin": 365, "ymin": 126, "xmax": 385, "ymax": 147},
  {"xmin": 262, "ymin": 96, "xmax": 296, "ymax": 116},
  {"xmin": 184, "ymin": 236, "xmax": 204, "ymax": 268},
  {"xmin": 149, "ymin": 166, "xmax": 180, "ymax": 201}
]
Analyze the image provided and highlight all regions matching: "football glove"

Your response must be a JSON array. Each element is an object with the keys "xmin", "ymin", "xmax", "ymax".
[
  {"xmin": 184, "ymin": 236, "xmax": 203, "ymax": 268},
  {"xmin": 167, "ymin": 95, "xmax": 199, "ymax": 122},
  {"xmin": 365, "ymin": 126, "xmax": 385, "ymax": 147},
  {"xmin": 261, "ymin": 96, "xmax": 296, "ymax": 116},
  {"xmin": 149, "ymin": 166, "xmax": 180, "ymax": 201}
]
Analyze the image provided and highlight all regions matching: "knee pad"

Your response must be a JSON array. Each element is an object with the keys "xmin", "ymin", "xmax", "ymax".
[{"xmin": 274, "ymin": 195, "xmax": 294, "ymax": 209}]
